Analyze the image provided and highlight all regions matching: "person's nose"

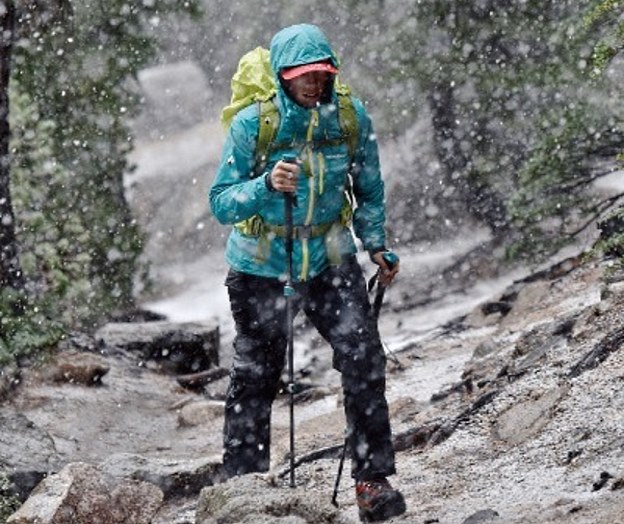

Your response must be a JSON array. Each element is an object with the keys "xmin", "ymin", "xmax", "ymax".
[{"xmin": 305, "ymin": 73, "xmax": 324, "ymax": 90}]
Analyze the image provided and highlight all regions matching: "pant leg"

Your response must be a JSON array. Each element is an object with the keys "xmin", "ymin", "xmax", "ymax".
[
  {"xmin": 303, "ymin": 256, "xmax": 396, "ymax": 481},
  {"xmin": 222, "ymin": 269, "xmax": 289, "ymax": 477}
]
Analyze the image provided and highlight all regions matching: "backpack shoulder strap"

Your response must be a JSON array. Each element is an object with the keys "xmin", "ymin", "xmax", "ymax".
[
  {"xmin": 254, "ymin": 97, "xmax": 280, "ymax": 177},
  {"xmin": 337, "ymin": 93, "xmax": 358, "ymax": 163},
  {"xmin": 335, "ymin": 93, "xmax": 359, "ymax": 227}
]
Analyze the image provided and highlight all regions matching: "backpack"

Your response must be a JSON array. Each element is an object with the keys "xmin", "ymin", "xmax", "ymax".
[{"xmin": 221, "ymin": 46, "xmax": 360, "ymax": 179}]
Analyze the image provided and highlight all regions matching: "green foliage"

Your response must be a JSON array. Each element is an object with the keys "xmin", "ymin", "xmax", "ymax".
[
  {"xmin": 1, "ymin": 0, "xmax": 200, "ymax": 359},
  {"xmin": 591, "ymin": 40, "xmax": 620, "ymax": 72},
  {"xmin": 508, "ymin": 106, "xmax": 603, "ymax": 260},
  {"xmin": 382, "ymin": 0, "xmax": 623, "ymax": 256},
  {"xmin": 2, "ymin": 85, "xmax": 73, "ymax": 362},
  {"xmin": 596, "ymin": 231, "xmax": 624, "ymax": 259},
  {"xmin": 10, "ymin": 85, "xmax": 85, "ymax": 302},
  {"xmin": 585, "ymin": 0, "xmax": 624, "ymax": 31},
  {"xmin": 12, "ymin": 2, "xmax": 160, "ymax": 327},
  {"xmin": 0, "ymin": 288, "xmax": 65, "ymax": 367},
  {"xmin": 585, "ymin": 1, "xmax": 624, "ymax": 73},
  {"xmin": 594, "ymin": 207, "xmax": 624, "ymax": 259},
  {"xmin": 0, "ymin": 470, "xmax": 20, "ymax": 523}
]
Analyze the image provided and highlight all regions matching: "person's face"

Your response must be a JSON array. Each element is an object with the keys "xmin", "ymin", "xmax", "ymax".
[{"xmin": 284, "ymin": 71, "xmax": 331, "ymax": 108}]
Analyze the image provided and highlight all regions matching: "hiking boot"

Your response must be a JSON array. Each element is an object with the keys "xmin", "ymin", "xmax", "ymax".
[{"xmin": 356, "ymin": 477, "xmax": 406, "ymax": 522}]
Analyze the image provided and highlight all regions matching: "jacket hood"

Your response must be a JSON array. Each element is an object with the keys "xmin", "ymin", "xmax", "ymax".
[{"xmin": 269, "ymin": 24, "xmax": 339, "ymax": 79}]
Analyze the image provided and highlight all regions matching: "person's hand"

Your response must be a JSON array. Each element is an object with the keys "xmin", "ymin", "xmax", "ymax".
[
  {"xmin": 372, "ymin": 251, "xmax": 400, "ymax": 287},
  {"xmin": 269, "ymin": 159, "xmax": 300, "ymax": 193}
]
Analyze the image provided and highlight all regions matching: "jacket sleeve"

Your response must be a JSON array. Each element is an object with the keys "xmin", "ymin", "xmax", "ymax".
[
  {"xmin": 209, "ymin": 107, "xmax": 272, "ymax": 225},
  {"xmin": 350, "ymin": 98, "xmax": 386, "ymax": 252}
]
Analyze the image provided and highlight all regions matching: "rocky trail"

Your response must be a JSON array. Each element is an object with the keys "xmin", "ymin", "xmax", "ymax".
[{"xmin": 3, "ymin": 235, "xmax": 624, "ymax": 523}]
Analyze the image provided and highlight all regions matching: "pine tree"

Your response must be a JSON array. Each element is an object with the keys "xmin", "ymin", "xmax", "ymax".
[
  {"xmin": 0, "ymin": 0, "xmax": 23, "ymax": 291},
  {"xmin": 1, "ymin": 0, "xmax": 200, "ymax": 363}
]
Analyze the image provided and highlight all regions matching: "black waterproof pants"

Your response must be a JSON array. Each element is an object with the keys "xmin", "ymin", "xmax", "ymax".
[{"xmin": 222, "ymin": 255, "xmax": 396, "ymax": 481}]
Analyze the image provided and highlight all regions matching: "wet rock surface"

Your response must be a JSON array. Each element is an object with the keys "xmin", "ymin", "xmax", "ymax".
[
  {"xmin": 196, "ymin": 473, "xmax": 352, "ymax": 524},
  {"xmin": 6, "ymin": 462, "xmax": 163, "ymax": 524},
  {"xmin": 0, "ymin": 320, "xmax": 224, "ymax": 518}
]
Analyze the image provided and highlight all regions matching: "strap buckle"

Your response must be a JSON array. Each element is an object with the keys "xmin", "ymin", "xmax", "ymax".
[{"xmin": 295, "ymin": 225, "xmax": 312, "ymax": 239}]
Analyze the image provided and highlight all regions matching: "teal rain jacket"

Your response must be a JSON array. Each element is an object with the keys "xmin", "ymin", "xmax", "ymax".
[{"xmin": 210, "ymin": 23, "xmax": 386, "ymax": 282}]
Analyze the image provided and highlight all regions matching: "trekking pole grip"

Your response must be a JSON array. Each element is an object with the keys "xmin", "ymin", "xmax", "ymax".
[{"xmin": 282, "ymin": 153, "xmax": 297, "ymax": 278}]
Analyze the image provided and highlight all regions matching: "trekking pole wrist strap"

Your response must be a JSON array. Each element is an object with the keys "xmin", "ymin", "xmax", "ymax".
[{"xmin": 368, "ymin": 247, "xmax": 387, "ymax": 263}]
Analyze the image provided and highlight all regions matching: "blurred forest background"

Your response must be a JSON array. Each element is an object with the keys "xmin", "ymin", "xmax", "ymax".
[{"xmin": 1, "ymin": 0, "xmax": 623, "ymax": 365}]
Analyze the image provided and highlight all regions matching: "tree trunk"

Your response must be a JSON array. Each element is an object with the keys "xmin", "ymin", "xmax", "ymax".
[
  {"xmin": 0, "ymin": 0, "xmax": 24, "ymax": 290},
  {"xmin": 428, "ymin": 80, "xmax": 508, "ymax": 235}
]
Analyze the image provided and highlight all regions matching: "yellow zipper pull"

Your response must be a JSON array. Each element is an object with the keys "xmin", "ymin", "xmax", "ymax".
[
  {"xmin": 317, "ymin": 152, "xmax": 325, "ymax": 194},
  {"xmin": 306, "ymin": 109, "xmax": 319, "ymax": 142}
]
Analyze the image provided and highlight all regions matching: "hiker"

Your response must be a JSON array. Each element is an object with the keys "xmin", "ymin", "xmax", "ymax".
[{"xmin": 210, "ymin": 23, "xmax": 405, "ymax": 521}]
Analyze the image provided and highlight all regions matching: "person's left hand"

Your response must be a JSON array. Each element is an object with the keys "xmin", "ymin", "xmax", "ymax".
[{"xmin": 372, "ymin": 251, "xmax": 400, "ymax": 287}]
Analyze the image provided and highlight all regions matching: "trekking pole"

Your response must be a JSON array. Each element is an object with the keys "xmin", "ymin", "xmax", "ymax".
[
  {"xmin": 331, "ymin": 433, "xmax": 348, "ymax": 507},
  {"xmin": 366, "ymin": 252, "xmax": 402, "ymax": 367},
  {"xmin": 368, "ymin": 251, "xmax": 400, "ymax": 321},
  {"xmin": 283, "ymin": 154, "xmax": 297, "ymax": 488},
  {"xmin": 331, "ymin": 251, "xmax": 399, "ymax": 506}
]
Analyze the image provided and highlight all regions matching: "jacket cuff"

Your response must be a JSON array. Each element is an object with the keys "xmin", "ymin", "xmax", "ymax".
[
  {"xmin": 264, "ymin": 172, "xmax": 276, "ymax": 192},
  {"xmin": 368, "ymin": 247, "xmax": 387, "ymax": 262}
]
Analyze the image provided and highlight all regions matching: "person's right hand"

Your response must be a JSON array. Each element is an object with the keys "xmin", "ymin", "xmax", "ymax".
[
  {"xmin": 372, "ymin": 251, "xmax": 400, "ymax": 287},
  {"xmin": 269, "ymin": 159, "xmax": 300, "ymax": 193}
]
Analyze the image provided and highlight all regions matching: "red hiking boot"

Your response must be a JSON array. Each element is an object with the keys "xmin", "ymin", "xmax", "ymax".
[{"xmin": 356, "ymin": 477, "xmax": 406, "ymax": 522}]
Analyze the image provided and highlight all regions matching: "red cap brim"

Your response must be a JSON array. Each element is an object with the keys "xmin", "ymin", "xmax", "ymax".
[{"xmin": 281, "ymin": 62, "xmax": 338, "ymax": 80}]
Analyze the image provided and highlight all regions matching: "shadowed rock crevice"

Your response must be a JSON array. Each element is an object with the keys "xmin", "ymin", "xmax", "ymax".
[
  {"xmin": 96, "ymin": 320, "xmax": 220, "ymax": 375},
  {"xmin": 568, "ymin": 326, "xmax": 624, "ymax": 378}
]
